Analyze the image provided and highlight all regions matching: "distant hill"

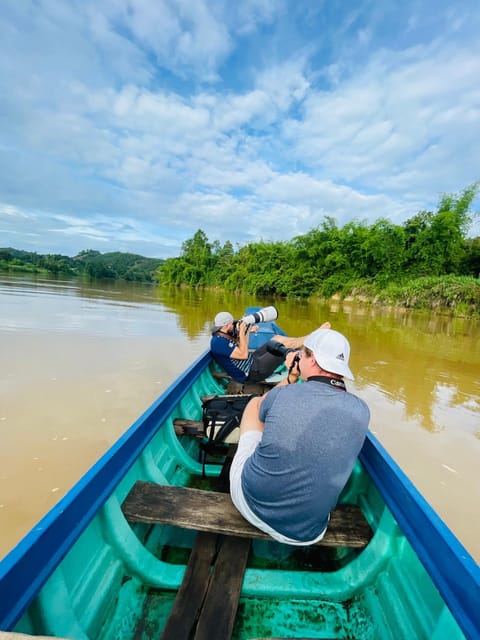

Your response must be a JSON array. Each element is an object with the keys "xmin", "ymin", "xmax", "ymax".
[{"xmin": 0, "ymin": 248, "xmax": 164, "ymax": 283}]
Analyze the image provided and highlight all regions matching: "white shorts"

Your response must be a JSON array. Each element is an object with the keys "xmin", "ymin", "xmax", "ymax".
[{"xmin": 229, "ymin": 430, "xmax": 328, "ymax": 546}]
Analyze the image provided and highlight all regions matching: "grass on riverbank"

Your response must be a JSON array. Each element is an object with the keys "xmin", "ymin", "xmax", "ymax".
[{"xmin": 340, "ymin": 275, "xmax": 480, "ymax": 317}]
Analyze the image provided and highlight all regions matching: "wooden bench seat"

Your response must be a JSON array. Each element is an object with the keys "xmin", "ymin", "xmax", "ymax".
[{"xmin": 122, "ymin": 482, "xmax": 372, "ymax": 548}]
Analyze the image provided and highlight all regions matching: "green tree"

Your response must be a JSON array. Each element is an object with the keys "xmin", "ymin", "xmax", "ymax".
[
  {"xmin": 461, "ymin": 237, "xmax": 480, "ymax": 277},
  {"xmin": 211, "ymin": 240, "xmax": 235, "ymax": 283},
  {"xmin": 404, "ymin": 183, "xmax": 478, "ymax": 276},
  {"xmin": 360, "ymin": 219, "xmax": 406, "ymax": 281}
]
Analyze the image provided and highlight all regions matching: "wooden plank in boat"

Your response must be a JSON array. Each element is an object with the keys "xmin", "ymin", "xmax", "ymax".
[
  {"xmin": 200, "ymin": 392, "xmax": 251, "ymax": 404},
  {"xmin": 160, "ymin": 532, "xmax": 218, "ymax": 640},
  {"xmin": 211, "ymin": 371, "xmax": 232, "ymax": 381},
  {"xmin": 173, "ymin": 418, "xmax": 204, "ymax": 437},
  {"xmin": 0, "ymin": 635, "xmax": 70, "ymax": 640},
  {"xmin": 122, "ymin": 482, "xmax": 372, "ymax": 548},
  {"xmin": 194, "ymin": 536, "xmax": 251, "ymax": 640}
]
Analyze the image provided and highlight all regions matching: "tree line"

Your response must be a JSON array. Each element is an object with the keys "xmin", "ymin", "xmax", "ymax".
[
  {"xmin": 157, "ymin": 184, "xmax": 480, "ymax": 312},
  {"xmin": 0, "ymin": 248, "xmax": 163, "ymax": 282}
]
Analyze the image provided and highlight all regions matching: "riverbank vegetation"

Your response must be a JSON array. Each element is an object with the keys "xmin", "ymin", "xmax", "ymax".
[
  {"xmin": 2, "ymin": 185, "xmax": 479, "ymax": 314},
  {"xmin": 0, "ymin": 249, "xmax": 163, "ymax": 282},
  {"xmin": 158, "ymin": 184, "xmax": 480, "ymax": 315}
]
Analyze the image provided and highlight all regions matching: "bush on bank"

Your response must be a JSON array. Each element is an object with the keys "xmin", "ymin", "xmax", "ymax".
[
  {"xmin": 157, "ymin": 184, "xmax": 480, "ymax": 315},
  {"xmin": 332, "ymin": 276, "xmax": 480, "ymax": 316}
]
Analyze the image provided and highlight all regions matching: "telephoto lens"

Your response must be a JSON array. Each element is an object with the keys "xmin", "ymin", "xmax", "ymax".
[{"xmin": 241, "ymin": 305, "xmax": 278, "ymax": 326}]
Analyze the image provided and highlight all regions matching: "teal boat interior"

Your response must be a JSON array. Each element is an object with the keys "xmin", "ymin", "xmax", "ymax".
[{"xmin": 1, "ymin": 334, "xmax": 478, "ymax": 639}]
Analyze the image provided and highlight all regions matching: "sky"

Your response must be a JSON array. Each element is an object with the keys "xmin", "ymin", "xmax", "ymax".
[{"xmin": 1, "ymin": 0, "xmax": 479, "ymax": 259}]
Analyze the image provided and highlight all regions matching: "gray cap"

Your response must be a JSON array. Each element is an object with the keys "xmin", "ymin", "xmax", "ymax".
[{"xmin": 211, "ymin": 311, "xmax": 234, "ymax": 332}]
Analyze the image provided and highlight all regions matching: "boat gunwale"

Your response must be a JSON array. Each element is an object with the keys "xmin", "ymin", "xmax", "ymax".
[
  {"xmin": 0, "ymin": 349, "xmax": 212, "ymax": 630},
  {"xmin": 0, "ymin": 334, "xmax": 478, "ymax": 638},
  {"xmin": 360, "ymin": 434, "xmax": 479, "ymax": 640}
]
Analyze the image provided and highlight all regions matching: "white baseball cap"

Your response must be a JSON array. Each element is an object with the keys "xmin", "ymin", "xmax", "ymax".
[
  {"xmin": 212, "ymin": 311, "xmax": 234, "ymax": 332},
  {"xmin": 304, "ymin": 328, "xmax": 354, "ymax": 380}
]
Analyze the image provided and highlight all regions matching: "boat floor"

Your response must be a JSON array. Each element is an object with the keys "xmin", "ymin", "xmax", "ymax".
[
  {"xmin": 128, "ymin": 527, "xmax": 365, "ymax": 640},
  {"xmin": 160, "ymin": 531, "xmax": 250, "ymax": 640},
  {"xmin": 119, "ymin": 435, "xmax": 372, "ymax": 639}
]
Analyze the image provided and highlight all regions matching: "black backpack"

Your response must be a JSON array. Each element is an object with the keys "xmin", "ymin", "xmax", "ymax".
[{"xmin": 200, "ymin": 394, "xmax": 257, "ymax": 472}]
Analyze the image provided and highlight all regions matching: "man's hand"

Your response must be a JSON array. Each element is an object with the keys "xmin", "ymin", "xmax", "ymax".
[
  {"xmin": 237, "ymin": 321, "xmax": 250, "ymax": 337},
  {"xmin": 285, "ymin": 350, "xmax": 300, "ymax": 371},
  {"xmin": 285, "ymin": 350, "xmax": 301, "ymax": 384},
  {"xmin": 230, "ymin": 321, "xmax": 251, "ymax": 359}
]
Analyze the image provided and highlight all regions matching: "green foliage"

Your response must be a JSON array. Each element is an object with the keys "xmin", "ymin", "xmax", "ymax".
[
  {"xmin": 461, "ymin": 236, "xmax": 480, "ymax": 276},
  {"xmin": 157, "ymin": 183, "xmax": 479, "ymax": 313},
  {"xmin": 0, "ymin": 248, "xmax": 163, "ymax": 282},
  {"xmin": 403, "ymin": 183, "xmax": 478, "ymax": 276}
]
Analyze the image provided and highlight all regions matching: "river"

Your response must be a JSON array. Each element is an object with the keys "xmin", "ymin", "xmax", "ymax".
[{"xmin": 0, "ymin": 274, "xmax": 479, "ymax": 562}]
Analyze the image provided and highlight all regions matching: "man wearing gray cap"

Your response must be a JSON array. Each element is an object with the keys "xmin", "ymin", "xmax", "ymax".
[
  {"xmin": 210, "ymin": 310, "xmax": 306, "ymax": 384},
  {"xmin": 229, "ymin": 326, "xmax": 370, "ymax": 545}
]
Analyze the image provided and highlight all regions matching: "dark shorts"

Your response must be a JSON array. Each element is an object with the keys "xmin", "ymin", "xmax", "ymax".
[{"xmin": 246, "ymin": 342, "xmax": 285, "ymax": 383}]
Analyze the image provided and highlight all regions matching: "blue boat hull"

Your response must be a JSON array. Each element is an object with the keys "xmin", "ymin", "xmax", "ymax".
[{"xmin": 0, "ymin": 317, "xmax": 478, "ymax": 639}]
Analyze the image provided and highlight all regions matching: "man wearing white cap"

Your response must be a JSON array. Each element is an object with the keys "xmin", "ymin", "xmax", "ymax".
[
  {"xmin": 229, "ymin": 326, "xmax": 370, "ymax": 545},
  {"xmin": 210, "ymin": 311, "xmax": 305, "ymax": 384}
]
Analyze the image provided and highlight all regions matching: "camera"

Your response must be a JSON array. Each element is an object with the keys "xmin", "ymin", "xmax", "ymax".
[
  {"xmin": 232, "ymin": 305, "xmax": 278, "ymax": 337},
  {"xmin": 265, "ymin": 340, "xmax": 299, "ymax": 359}
]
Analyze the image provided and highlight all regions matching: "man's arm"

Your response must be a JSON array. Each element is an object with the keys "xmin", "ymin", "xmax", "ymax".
[
  {"xmin": 239, "ymin": 395, "xmax": 265, "ymax": 436},
  {"xmin": 229, "ymin": 321, "xmax": 251, "ymax": 360}
]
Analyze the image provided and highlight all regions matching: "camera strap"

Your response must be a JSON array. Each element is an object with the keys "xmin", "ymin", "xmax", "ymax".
[{"xmin": 307, "ymin": 375, "xmax": 346, "ymax": 391}]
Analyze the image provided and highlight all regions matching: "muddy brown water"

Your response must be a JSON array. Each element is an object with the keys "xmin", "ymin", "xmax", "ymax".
[{"xmin": 1, "ymin": 275, "xmax": 479, "ymax": 562}]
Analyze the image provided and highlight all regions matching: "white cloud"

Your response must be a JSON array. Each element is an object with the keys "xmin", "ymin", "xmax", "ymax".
[
  {"xmin": 283, "ymin": 39, "xmax": 480, "ymax": 204},
  {"xmin": 117, "ymin": 0, "xmax": 231, "ymax": 81},
  {"xmin": 98, "ymin": 0, "xmax": 285, "ymax": 82},
  {"xmin": 0, "ymin": 0, "xmax": 479, "ymax": 258},
  {"xmin": 0, "ymin": 204, "xmax": 31, "ymax": 220},
  {"xmin": 234, "ymin": 0, "xmax": 283, "ymax": 35}
]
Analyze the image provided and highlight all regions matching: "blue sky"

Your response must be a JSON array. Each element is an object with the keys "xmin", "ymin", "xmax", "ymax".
[{"xmin": 1, "ymin": 0, "xmax": 479, "ymax": 258}]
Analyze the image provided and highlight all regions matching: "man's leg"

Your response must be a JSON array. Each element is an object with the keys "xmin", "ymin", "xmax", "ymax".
[
  {"xmin": 230, "ymin": 396, "xmax": 264, "ymax": 516},
  {"xmin": 272, "ymin": 321, "xmax": 331, "ymax": 349},
  {"xmin": 247, "ymin": 322, "xmax": 333, "ymax": 382},
  {"xmin": 246, "ymin": 345, "xmax": 284, "ymax": 382}
]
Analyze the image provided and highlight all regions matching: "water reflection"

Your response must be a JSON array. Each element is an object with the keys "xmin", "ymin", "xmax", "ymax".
[
  {"xmin": 340, "ymin": 315, "xmax": 479, "ymax": 436},
  {"xmin": 1, "ymin": 274, "xmax": 175, "ymax": 337},
  {"xmin": 156, "ymin": 285, "xmax": 268, "ymax": 339},
  {"xmin": 2, "ymin": 274, "xmax": 479, "ymax": 439},
  {"xmin": 159, "ymin": 286, "xmax": 479, "ymax": 437}
]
